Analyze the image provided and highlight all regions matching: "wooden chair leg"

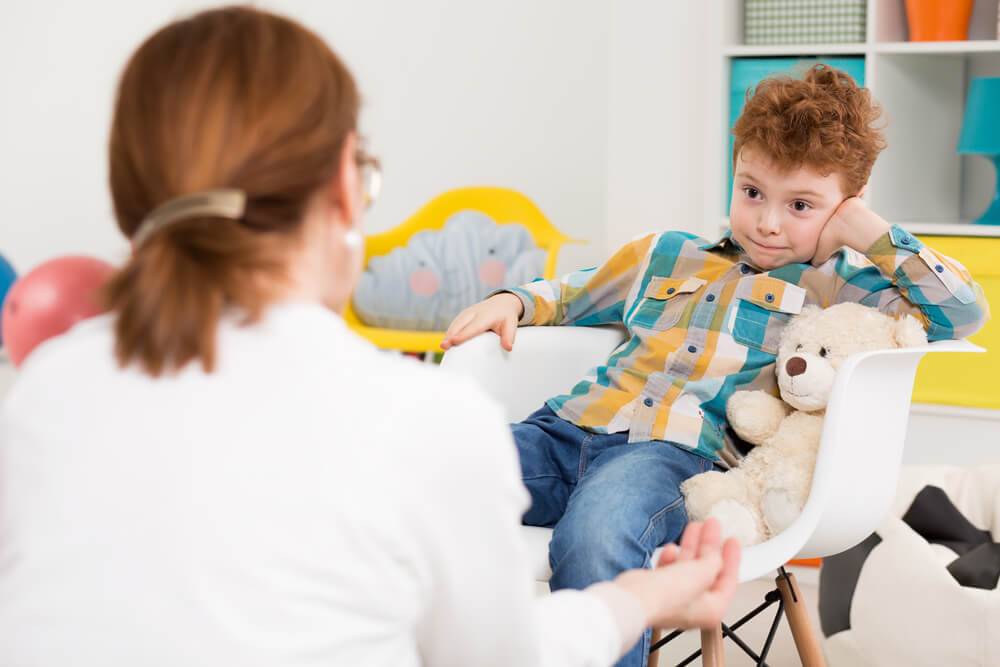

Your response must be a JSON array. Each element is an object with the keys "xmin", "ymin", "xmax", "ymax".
[
  {"xmin": 700, "ymin": 625, "xmax": 725, "ymax": 667},
  {"xmin": 646, "ymin": 629, "xmax": 661, "ymax": 667},
  {"xmin": 775, "ymin": 571, "xmax": 826, "ymax": 667}
]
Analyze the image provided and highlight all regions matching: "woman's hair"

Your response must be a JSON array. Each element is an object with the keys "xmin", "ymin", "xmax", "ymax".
[
  {"xmin": 732, "ymin": 64, "xmax": 886, "ymax": 196},
  {"xmin": 105, "ymin": 6, "xmax": 359, "ymax": 376}
]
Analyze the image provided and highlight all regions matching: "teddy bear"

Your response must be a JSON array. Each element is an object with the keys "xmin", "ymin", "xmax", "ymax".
[{"xmin": 681, "ymin": 302, "xmax": 928, "ymax": 545}]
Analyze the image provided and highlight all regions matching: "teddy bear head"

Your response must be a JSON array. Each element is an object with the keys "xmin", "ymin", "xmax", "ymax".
[{"xmin": 775, "ymin": 303, "xmax": 928, "ymax": 413}]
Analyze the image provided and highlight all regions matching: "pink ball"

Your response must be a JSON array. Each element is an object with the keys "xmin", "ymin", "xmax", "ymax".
[{"xmin": 2, "ymin": 256, "xmax": 115, "ymax": 367}]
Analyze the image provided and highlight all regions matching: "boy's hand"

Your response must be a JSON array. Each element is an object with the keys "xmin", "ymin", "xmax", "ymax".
[
  {"xmin": 440, "ymin": 292, "xmax": 525, "ymax": 352},
  {"xmin": 812, "ymin": 196, "xmax": 891, "ymax": 266},
  {"xmin": 614, "ymin": 519, "xmax": 741, "ymax": 630}
]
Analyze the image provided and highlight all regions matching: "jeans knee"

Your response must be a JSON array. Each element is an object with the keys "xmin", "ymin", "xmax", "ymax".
[
  {"xmin": 548, "ymin": 514, "xmax": 648, "ymax": 588},
  {"xmin": 548, "ymin": 495, "xmax": 693, "ymax": 591}
]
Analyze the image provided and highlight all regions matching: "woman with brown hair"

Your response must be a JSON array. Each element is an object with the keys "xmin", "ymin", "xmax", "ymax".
[{"xmin": 0, "ymin": 7, "xmax": 738, "ymax": 666}]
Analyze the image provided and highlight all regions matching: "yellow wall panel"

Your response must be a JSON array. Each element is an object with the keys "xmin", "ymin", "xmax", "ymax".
[{"xmin": 912, "ymin": 235, "xmax": 1000, "ymax": 409}]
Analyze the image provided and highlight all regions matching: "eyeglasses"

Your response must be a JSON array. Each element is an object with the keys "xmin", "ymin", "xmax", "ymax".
[{"xmin": 355, "ymin": 147, "xmax": 382, "ymax": 211}]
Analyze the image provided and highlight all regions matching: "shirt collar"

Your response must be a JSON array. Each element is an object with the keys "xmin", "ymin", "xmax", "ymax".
[
  {"xmin": 698, "ymin": 229, "xmax": 734, "ymax": 250},
  {"xmin": 698, "ymin": 228, "xmax": 737, "ymax": 251},
  {"xmin": 698, "ymin": 229, "xmax": 766, "ymax": 272}
]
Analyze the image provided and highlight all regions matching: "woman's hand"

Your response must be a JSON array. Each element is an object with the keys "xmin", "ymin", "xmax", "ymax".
[
  {"xmin": 440, "ymin": 293, "xmax": 524, "ymax": 352},
  {"xmin": 614, "ymin": 518, "xmax": 741, "ymax": 630},
  {"xmin": 654, "ymin": 519, "xmax": 742, "ymax": 629}
]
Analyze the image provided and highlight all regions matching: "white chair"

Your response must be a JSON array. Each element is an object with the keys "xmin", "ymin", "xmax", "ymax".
[{"xmin": 440, "ymin": 325, "xmax": 983, "ymax": 667}]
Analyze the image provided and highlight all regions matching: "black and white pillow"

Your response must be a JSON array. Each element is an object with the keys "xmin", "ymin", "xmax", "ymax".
[{"xmin": 818, "ymin": 473, "xmax": 1000, "ymax": 666}]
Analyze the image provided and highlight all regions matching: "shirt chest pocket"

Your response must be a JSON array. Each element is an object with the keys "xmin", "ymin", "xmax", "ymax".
[
  {"xmin": 728, "ymin": 276, "xmax": 807, "ymax": 355},
  {"xmin": 628, "ymin": 276, "xmax": 706, "ymax": 331}
]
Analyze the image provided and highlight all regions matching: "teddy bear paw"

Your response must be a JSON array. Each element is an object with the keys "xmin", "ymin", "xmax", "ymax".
[
  {"xmin": 762, "ymin": 488, "xmax": 800, "ymax": 535},
  {"xmin": 707, "ymin": 499, "xmax": 762, "ymax": 546}
]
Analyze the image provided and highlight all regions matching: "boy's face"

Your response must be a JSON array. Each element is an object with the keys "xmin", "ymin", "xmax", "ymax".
[{"xmin": 729, "ymin": 149, "xmax": 849, "ymax": 270}]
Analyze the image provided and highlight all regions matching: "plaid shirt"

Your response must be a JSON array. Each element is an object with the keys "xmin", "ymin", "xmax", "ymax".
[{"xmin": 504, "ymin": 225, "xmax": 989, "ymax": 461}]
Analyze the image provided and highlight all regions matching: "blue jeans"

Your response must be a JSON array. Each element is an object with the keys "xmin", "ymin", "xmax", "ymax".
[{"xmin": 511, "ymin": 404, "xmax": 713, "ymax": 667}]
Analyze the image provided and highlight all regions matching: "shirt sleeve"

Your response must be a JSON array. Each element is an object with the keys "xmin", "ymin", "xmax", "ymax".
[
  {"xmin": 830, "ymin": 225, "xmax": 989, "ymax": 341},
  {"xmin": 410, "ymin": 381, "xmax": 638, "ymax": 667},
  {"xmin": 495, "ymin": 234, "xmax": 656, "ymax": 328}
]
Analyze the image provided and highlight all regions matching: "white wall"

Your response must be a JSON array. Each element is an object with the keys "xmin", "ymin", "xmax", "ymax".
[
  {"xmin": 606, "ymin": 1, "xmax": 712, "ymax": 251},
  {"xmin": 0, "ymin": 0, "xmax": 621, "ymax": 276}
]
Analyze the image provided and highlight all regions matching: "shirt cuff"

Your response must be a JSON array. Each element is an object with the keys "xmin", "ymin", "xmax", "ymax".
[
  {"xmin": 587, "ymin": 582, "xmax": 647, "ymax": 657},
  {"xmin": 865, "ymin": 225, "xmax": 977, "ymax": 304},
  {"xmin": 487, "ymin": 287, "xmax": 536, "ymax": 325},
  {"xmin": 863, "ymin": 224, "xmax": 921, "ymax": 260},
  {"xmin": 862, "ymin": 224, "xmax": 918, "ymax": 280},
  {"xmin": 887, "ymin": 224, "xmax": 925, "ymax": 253}
]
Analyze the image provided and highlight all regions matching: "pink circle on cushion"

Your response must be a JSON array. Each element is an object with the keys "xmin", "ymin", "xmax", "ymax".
[
  {"xmin": 478, "ymin": 259, "xmax": 506, "ymax": 288},
  {"xmin": 409, "ymin": 269, "xmax": 440, "ymax": 296}
]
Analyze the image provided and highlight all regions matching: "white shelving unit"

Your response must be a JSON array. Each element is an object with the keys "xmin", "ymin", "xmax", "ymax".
[{"xmin": 702, "ymin": 0, "xmax": 1000, "ymax": 239}]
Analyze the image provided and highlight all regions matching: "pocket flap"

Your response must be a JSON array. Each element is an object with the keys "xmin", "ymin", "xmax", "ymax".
[
  {"xmin": 643, "ymin": 276, "xmax": 707, "ymax": 300},
  {"xmin": 734, "ymin": 276, "xmax": 806, "ymax": 314}
]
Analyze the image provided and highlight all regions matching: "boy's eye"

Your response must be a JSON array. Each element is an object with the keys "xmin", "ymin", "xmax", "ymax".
[
  {"xmin": 791, "ymin": 200, "xmax": 812, "ymax": 212},
  {"xmin": 743, "ymin": 186, "xmax": 762, "ymax": 200}
]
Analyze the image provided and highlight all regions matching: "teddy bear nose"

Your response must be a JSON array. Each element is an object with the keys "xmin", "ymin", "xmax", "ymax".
[{"xmin": 786, "ymin": 356, "xmax": 807, "ymax": 377}]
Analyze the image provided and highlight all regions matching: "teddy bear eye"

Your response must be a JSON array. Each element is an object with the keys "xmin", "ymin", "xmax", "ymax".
[{"xmin": 820, "ymin": 347, "xmax": 828, "ymax": 358}]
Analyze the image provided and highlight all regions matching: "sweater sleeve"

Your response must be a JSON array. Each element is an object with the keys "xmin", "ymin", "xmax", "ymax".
[{"xmin": 410, "ymin": 381, "xmax": 642, "ymax": 667}]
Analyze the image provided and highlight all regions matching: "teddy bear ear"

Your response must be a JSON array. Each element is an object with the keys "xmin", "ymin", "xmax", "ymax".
[
  {"xmin": 779, "ymin": 305, "xmax": 822, "ymax": 347},
  {"xmin": 893, "ymin": 314, "xmax": 929, "ymax": 348},
  {"xmin": 788, "ymin": 304, "xmax": 822, "ymax": 328},
  {"xmin": 796, "ymin": 304, "xmax": 823, "ymax": 320}
]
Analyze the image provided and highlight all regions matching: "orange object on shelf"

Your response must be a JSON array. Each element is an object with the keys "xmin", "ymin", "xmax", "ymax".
[
  {"xmin": 787, "ymin": 558, "xmax": 822, "ymax": 568},
  {"xmin": 904, "ymin": 0, "xmax": 974, "ymax": 41}
]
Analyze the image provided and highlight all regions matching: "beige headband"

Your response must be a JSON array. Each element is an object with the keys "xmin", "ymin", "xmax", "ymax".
[{"xmin": 131, "ymin": 189, "xmax": 247, "ymax": 247}]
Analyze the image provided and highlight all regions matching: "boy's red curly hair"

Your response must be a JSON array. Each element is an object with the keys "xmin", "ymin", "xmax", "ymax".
[{"xmin": 732, "ymin": 64, "xmax": 886, "ymax": 196}]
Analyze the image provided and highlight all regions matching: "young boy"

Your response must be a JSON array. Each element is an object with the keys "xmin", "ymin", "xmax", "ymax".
[{"xmin": 441, "ymin": 64, "xmax": 988, "ymax": 667}]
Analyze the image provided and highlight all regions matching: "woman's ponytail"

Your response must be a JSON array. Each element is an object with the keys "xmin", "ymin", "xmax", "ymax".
[{"xmin": 105, "ymin": 7, "xmax": 359, "ymax": 375}]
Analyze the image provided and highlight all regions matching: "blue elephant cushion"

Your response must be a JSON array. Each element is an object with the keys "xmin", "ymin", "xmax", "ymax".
[{"xmin": 352, "ymin": 210, "xmax": 545, "ymax": 331}]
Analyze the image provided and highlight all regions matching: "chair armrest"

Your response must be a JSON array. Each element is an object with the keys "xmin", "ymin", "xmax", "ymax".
[{"xmin": 439, "ymin": 326, "xmax": 627, "ymax": 422}]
